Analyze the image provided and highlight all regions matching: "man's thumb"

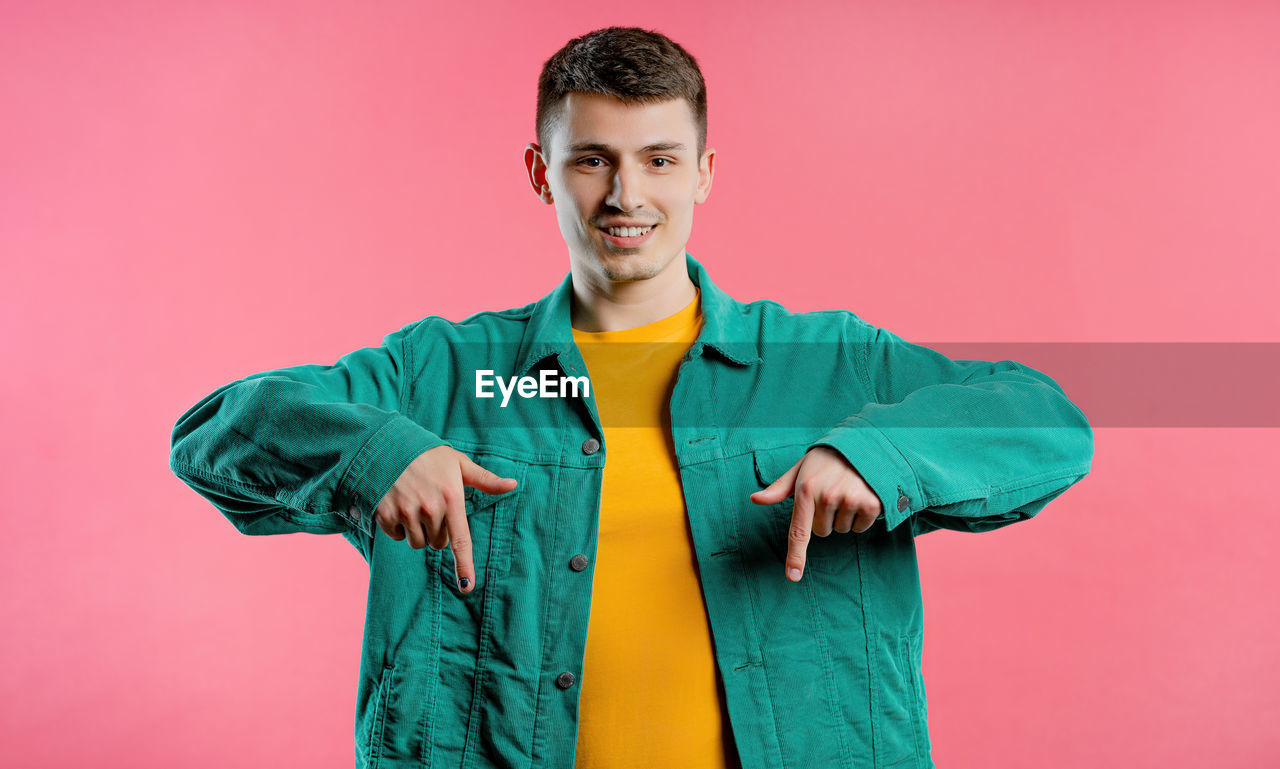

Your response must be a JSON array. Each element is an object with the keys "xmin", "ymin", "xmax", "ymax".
[
  {"xmin": 459, "ymin": 455, "xmax": 518, "ymax": 494},
  {"xmin": 750, "ymin": 459, "xmax": 800, "ymax": 505}
]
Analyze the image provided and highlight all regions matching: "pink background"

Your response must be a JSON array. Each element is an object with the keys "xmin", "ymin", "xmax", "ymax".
[{"xmin": 3, "ymin": 1, "xmax": 1278, "ymax": 767}]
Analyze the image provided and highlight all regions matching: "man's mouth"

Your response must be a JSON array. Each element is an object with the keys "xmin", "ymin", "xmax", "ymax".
[
  {"xmin": 597, "ymin": 224, "xmax": 658, "ymax": 246},
  {"xmin": 600, "ymin": 224, "xmax": 656, "ymax": 238}
]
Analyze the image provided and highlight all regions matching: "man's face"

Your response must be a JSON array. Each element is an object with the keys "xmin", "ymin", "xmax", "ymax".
[{"xmin": 525, "ymin": 92, "xmax": 715, "ymax": 284}]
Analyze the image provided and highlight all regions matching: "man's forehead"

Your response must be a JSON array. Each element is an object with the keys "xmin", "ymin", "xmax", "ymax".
[
  {"xmin": 563, "ymin": 139, "xmax": 689, "ymax": 154},
  {"xmin": 553, "ymin": 92, "xmax": 697, "ymax": 152}
]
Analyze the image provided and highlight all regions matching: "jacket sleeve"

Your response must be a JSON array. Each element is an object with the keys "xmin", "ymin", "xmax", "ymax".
[
  {"xmin": 168, "ymin": 321, "xmax": 447, "ymax": 543},
  {"xmin": 808, "ymin": 314, "xmax": 1094, "ymax": 536}
]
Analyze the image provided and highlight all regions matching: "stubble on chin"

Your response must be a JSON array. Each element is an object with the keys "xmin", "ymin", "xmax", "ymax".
[
  {"xmin": 597, "ymin": 257, "xmax": 663, "ymax": 282},
  {"xmin": 589, "ymin": 249, "xmax": 667, "ymax": 283}
]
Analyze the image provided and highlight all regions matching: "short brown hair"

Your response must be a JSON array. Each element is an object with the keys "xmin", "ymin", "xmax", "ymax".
[{"xmin": 536, "ymin": 26, "xmax": 707, "ymax": 160}]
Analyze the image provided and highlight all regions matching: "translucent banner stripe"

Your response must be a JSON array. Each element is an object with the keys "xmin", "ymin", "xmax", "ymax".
[{"xmin": 420, "ymin": 342, "xmax": 1280, "ymax": 428}]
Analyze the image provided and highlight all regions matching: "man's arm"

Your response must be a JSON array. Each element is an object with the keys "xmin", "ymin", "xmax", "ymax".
[
  {"xmin": 168, "ymin": 322, "xmax": 446, "ymax": 545},
  {"xmin": 808, "ymin": 314, "xmax": 1094, "ymax": 536}
]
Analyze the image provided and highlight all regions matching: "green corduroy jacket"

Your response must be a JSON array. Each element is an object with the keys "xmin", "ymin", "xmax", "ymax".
[{"xmin": 169, "ymin": 253, "xmax": 1094, "ymax": 769}]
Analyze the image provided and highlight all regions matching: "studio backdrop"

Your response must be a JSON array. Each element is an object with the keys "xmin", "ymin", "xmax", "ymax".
[{"xmin": 2, "ymin": 1, "xmax": 1277, "ymax": 768}]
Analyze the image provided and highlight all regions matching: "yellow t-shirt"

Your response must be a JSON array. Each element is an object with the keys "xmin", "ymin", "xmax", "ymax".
[{"xmin": 571, "ymin": 290, "xmax": 734, "ymax": 768}]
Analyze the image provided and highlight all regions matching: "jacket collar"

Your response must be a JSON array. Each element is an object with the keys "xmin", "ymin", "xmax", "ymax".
[{"xmin": 515, "ymin": 252, "xmax": 760, "ymax": 376}]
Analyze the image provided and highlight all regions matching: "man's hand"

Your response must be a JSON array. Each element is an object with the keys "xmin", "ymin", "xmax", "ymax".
[
  {"xmin": 749, "ymin": 446, "xmax": 882, "ymax": 583},
  {"xmin": 375, "ymin": 446, "xmax": 517, "ymax": 594}
]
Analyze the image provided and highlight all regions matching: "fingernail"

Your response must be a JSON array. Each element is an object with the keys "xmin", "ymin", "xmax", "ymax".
[
  {"xmin": 458, "ymin": 577, "xmax": 471, "ymax": 591},
  {"xmin": 788, "ymin": 568, "xmax": 801, "ymax": 582}
]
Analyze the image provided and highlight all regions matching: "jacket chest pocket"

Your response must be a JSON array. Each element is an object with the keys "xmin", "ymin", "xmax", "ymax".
[
  {"xmin": 433, "ymin": 451, "xmax": 526, "ymax": 593},
  {"xmin": 752, "ymin": 445, "xmax": 858, "ymax": 575}
]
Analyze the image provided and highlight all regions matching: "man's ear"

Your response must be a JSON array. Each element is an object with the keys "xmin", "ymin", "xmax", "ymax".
[
  {"xmin": 524, "ymin": 143, "xmax": 554, "ymax": 204},
  {"xmin": 694, "ymin": 146, "xmax": 716, "ymax": 205}
]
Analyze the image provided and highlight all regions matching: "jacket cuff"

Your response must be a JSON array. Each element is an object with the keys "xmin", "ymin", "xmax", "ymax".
[
  {"xmin": 337, "ymin": 414, "xmax": 447, "ymax": 539},
  {"xmin": 808, "ymin": 415, "xmax": 924, "ymax": 532}
]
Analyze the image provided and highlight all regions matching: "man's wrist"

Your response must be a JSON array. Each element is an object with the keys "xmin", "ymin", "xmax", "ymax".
[{"xmin": 809, "ymin": 415, "xmax": 923, "ymax": 531}]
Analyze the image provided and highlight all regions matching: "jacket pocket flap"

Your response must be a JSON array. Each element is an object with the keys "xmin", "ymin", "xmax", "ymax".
[
  {"xmin": 462, "ymin": 452, "xmax": 525, "ymax": 513},
  {"xmin": 752, "ymin": 444, "xmax": 808, "ymax": 488}
]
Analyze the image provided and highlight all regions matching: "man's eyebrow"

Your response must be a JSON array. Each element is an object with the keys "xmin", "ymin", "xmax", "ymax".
[{"xmin": 565, "ymin": 141, "xmax": 688, "ymax": 154}]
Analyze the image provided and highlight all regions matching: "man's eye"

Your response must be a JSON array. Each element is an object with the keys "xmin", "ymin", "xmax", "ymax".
[
  {"xmin": 652, "ymin": 158, "xmax": 671, "ymax": 168},
  {"xmin": 579, "ymin": 157, "xmax": 603, "ymax": 167}
]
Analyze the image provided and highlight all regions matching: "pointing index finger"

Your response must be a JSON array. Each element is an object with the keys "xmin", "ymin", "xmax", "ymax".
[
  {"xmin": 443, "ymin": 483, "xmax": 475, "ymax": 593},
  {"xmin": 786, "ymin": 480, "xmax": 813, "ymax": 582}
]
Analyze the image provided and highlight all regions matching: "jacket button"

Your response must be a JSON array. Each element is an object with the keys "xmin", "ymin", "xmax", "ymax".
[
  {"xmin": 897, "ymin": 494, "xmax": 910, "ymax": 512},
  {"xmin": 556, "ymin": 672, "xmax": 576, "ymax": 689},
  {"xmin": 569, "ymin": 554, "xmax": 588, "ymax": 572},
  {"xmin": 581, "ymin": 438, "xmax": 601, "ymax": 455}
]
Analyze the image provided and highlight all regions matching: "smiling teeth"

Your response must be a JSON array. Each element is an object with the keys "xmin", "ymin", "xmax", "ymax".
[{"xmin": 607, "ymin": 226, "xmax": 653, "ymax": 237}]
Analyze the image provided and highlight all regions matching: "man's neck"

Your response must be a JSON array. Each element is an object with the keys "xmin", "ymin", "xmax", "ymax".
[{"xmin": 569, "ymin": 257, "xmax": 698, "ymax": 333}]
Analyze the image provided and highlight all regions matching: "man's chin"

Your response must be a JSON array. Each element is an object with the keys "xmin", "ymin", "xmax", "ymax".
[{"xmin": 593, "ymin": 251, "xmax": 666, "ymax": 282}]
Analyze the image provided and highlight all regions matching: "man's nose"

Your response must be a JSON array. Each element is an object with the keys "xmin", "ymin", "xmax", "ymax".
[{"xmin": 605, "ymin": 162, "xmax": 645, "ymax": 212}]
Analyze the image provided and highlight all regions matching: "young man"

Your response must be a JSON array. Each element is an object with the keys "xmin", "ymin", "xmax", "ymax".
[{"xmin": 170, "ymin": 26, "xmax": 1093, "ymax": 769}]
